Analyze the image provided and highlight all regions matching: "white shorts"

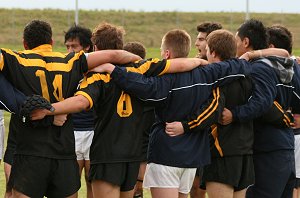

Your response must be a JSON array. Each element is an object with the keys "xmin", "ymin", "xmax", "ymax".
[
  {"xmin": 74, "ymin": 130, "xmax": 94, "ymax": 160},
  {"xmin": 0, "ymin": 111, "xmax": 4, "ymax": 160},
  {"xmin": 143, "ymin": 163, "xmax": 197, "ymax": 194},
  {"xmin": 295, "ymin": 135, "xmax": 300, "ymax": 178}
]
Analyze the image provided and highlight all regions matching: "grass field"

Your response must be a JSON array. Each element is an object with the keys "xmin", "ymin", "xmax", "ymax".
[{"xmin": 1, "ymin": 8, "xmax": 300, "ymax": 54}]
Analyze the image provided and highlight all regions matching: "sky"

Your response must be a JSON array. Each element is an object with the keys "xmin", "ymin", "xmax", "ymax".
[{"xmin": 0, "ymin": 0, "xmax": 299, "ymax": 13}]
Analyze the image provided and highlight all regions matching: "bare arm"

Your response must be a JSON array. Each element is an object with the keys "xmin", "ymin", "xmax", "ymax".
[
  {"xmin": 51, "ymin": 95, "xmax": 90, "ymax": 115},
  {"xmin": 91, "ymin": 58, "xmax": 208, "ymax": 74},
  {"xmin": 240, "ymin": 48, "xmax": 289, "ymax": 61},
  {"xmin": 167, "ymin": 58, "xmax": 208, "ymax": 73},
  {"xmin": 87, "ymin": 50, "xmax": 141, "ymax": 70},
  {"xmin": 31, "ymin": 95, "xmax": 90, "ymax": 120}
]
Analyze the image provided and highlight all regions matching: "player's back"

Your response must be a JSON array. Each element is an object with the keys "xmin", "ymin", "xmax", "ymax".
[{"xmin": 0, "ymin": 44, "xmax": 88, "ymax": 159}]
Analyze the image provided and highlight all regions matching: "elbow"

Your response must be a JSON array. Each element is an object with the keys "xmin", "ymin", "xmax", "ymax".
[{"xmin": 77, "ymin": 95, "xmax": 90, "ymax": 111}]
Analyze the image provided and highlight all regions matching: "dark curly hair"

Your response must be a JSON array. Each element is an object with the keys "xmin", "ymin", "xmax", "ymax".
[
  {"xmin": 64, "ymin": 25, "xmax": 93, "ymax": 53},
  {"xmin": 23, "ymin": 20, "xmax": 52, "ymax": 49}
]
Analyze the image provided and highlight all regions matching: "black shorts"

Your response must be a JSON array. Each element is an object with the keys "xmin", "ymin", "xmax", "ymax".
[
  {"xmin": 195, "ymin": 167, "xmax": 203, "ymax": 177},
  {"xmin": 203, "ymin": 155, "xmax": 254, "ymax": 191},
  {"xmin": 295, "ymin": 178, "xmax": 300, "ymax": 188},
  {"xmin": 89, "ymin": 162, "xmax": 140, "ymax": 191},
  {"xmin": 4, "ymin": 116, "xmax": 17, "ymax": 165},
  {"xmin": 3, "ymin": 148, "xmax": 14, "ymax": 165},
  {"xmin": 8, "ymin": 155, "xmax": 80, "ymax": 198}
]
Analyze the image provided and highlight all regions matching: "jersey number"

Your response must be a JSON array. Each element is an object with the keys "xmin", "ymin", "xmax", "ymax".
[
  {"xmin": 36, "ymin": 70, "xmax": 64, "ymax": 101},
  {"xmin": 117, "ymin": 91, "xmax": 133, "ymax": 117}
]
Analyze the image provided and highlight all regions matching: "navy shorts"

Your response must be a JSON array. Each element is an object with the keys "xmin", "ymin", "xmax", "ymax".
[{"xmin": 246, "ymin": 150, "xmax": 295, "ymax": 198}]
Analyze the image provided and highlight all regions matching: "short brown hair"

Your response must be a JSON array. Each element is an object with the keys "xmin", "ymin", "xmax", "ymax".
[
  {"xmin": 92, "ymin": 22, "xmax": 125, "ymax": 50},
  {"xmin": 206, "ymin": 29, "xmax": 236, "ymax": 61},
  {"xmin": 161, "ymin": 29, "xmax": 191, "ymax": 58},
  {"xmin": 124, "ymin": 41, "xmax": 146, "ymax": 59}
]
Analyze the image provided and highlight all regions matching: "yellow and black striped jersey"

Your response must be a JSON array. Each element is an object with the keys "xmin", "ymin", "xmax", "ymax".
[
  {"xmin": 0, "ymin": 44, "xmax": 88, "ymax": 159},
  {"xmin": 76, "ymin": 58, "xmax": 170, "ymax": 164}
]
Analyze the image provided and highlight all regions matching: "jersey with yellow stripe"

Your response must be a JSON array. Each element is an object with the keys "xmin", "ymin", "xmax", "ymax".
[
  {"xmin": 76, "ymin": 59, "xmax": 170, "ymax": 164},
  {"xmin": 0, "ymin": 44, "xmax": 88, "ymax": 159},
  {"xmin": 181, "ymin": 77, "xmax": 255, "ymax": 157}
]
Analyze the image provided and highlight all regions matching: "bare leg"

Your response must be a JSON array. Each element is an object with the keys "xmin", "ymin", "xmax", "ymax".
[
  {"xmin": 190, "ymin": 175, "xmax": 206, "ymax": 198},
  {"xmin": 4, "ymin": 163, "xmax": 12, "ymax": 198},
  {"xmin": 151, "ymin": 188, "xmax": 179, "ymax": 198},
  {"xmin": 179, "ymin": 192, "xmax": 189, "ymax": 198},
  {"xmin": 77, "ymin": 160, "xmax": 84, "ymax": 178},
  {"xmin": 84, "ymin": 160, "xmax": 93, "ymax": 198},
  {"xmin": 206, "ymin": 181, "xmax": 234, "ymax": 198},
  {"xmin": 120, "ymin": 190, "xmax": 135, "ymax": 198},
  {"xmin": 233, "ymin": 189, "xmax": 246, "ymax": 198},
  {"xmin": 293, "ymin": 187, "xmax": 300, "ymax": 198},
  {"xmin": 134, "ymin": 162, "xmax": 146, "ymax": 197},
  {"xmin": 92, "ymin": 179, "xmax": 120, "ymax": 198}
]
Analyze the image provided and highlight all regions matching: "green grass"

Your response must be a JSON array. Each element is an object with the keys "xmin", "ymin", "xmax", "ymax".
[{"xmin": 1, "ymin": 8, "xmax": 300, "ymax": 55}]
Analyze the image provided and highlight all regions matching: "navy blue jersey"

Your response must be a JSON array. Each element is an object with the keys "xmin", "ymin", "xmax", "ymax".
[
  {"xmin": 111, "ymin": 58, "xmax": 251, "ymax": 168},
  {"xmin": 0, "ymin": 72, "xmax": 26, "ymax": 114},
  {"xmin": 231, "ymin": 57, "xmax": 299, "ymax": 152},
  {"xmin": 72, "ymin": 110, "xmax": 95, "ymax": 131}
]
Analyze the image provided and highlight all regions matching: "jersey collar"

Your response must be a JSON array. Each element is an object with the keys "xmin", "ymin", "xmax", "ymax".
[{"xmin": 31, "ymin": 44, "xmax": 53, "ymax": 53}]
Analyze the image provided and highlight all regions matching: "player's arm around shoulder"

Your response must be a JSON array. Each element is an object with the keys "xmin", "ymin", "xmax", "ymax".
[
  {"xmin": 167, "ymin": 58, "xmax": 208, "ymax": 73},
  {"xmin": 86, "ymin": 50, "xmax": 141, "ymax": 70}
]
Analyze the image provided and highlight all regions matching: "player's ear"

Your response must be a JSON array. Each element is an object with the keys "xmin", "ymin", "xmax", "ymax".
[
  {"xmin": 165, "ymin": 50, "xmax": 171, "ymax": 59},
  {"xmin": 211, "ymin": 51, "xmax": 216, "ymax": 58},
  {"xmin": 50, "ymin": 39, "xmax": 54, "ymax": 46},
  {"xmin": 23, "ymin": 39, "xmax": 29, "ymax": 50},
  {"xmin": 269, "ymin": 44, "xmax": 275, "ymax": 48},
  {"xmin": 84, "ymin": 45, "xmax": 91, "ymax": 53},
  {"xmin": 243, "ymin": 37, "xmax": 250, "ymax": 48},
  {"xmin": 93, "ymin": 45, "xmax": 98, "ymax": 51}
]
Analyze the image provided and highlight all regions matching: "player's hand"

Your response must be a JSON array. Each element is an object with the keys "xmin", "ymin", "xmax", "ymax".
[
  {"xmin": 219, "ymin": 108, "xmax": 233, "ymax": 125},
  {"xmin": 239, "ymin": 52, "xmax": 250, "ymax": 61},
  {"xmin": 30, "ymin": 109, "xmax": 52, "ymax": 120},
  {"xmin": 53, "ymin": 114, "xmax": 68, "ymax": 126},
  {"xmin": 165, "ymin": 121, "xmax": 184, "ymax": 137},
  {"xmin": 295, "ymin": 56, "xmax": 300, "ymax": 64},
  {"xmin": 294, "ymin": 114, "xmax": 300, "ymax": 129}
]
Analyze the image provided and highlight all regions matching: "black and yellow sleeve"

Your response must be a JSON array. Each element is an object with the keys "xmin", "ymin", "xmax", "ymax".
[
  {"xmin": 182, "ymin": 87, "xmax": 225, "ymax": 133},
  {"xmin": 257, "ymin": 101, "xmax": 294, "ymax": 128},
  {"xmin": 125, "ymin": 58, "xmax": 170, "ymax": 77}
]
